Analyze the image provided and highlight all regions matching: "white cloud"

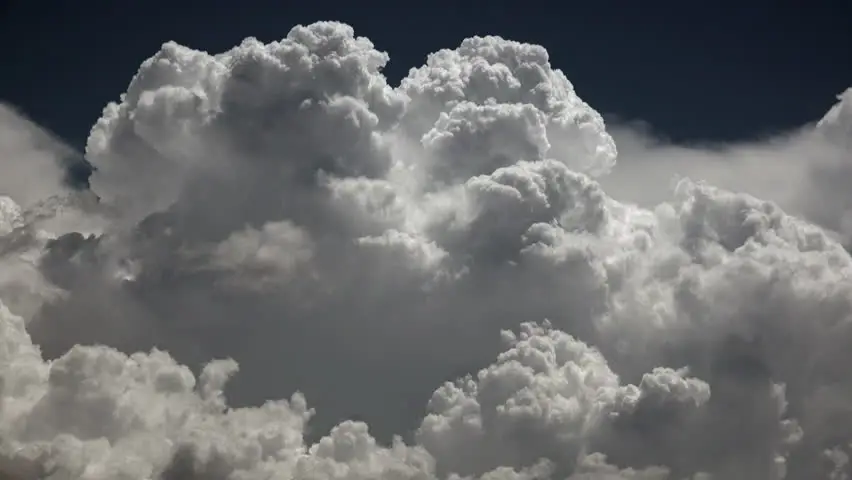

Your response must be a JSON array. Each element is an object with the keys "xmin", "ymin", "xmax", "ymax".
[
  {"xmin": 1, "ymin": 20, "xmax": 851, "ymax": 480},
  {"xmin": 210, "ymin": 220, "xmax": 315, "ymax": 289},
  {"xmin": 0, "ymin": 104, "xmax": 72, "ymax": 209},
  {"xmin": 601, "ymin": 89, "xmax": 852, "ymax": 244}
]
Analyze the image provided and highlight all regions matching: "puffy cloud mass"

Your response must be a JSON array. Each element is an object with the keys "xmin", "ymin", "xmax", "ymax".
[
  {"xmin": 1, "ymin": 21, "xmax": 851, "ymax": 479},
  {"xmin": 600, "ymin": 88, "xmax": 852, "ymax": 245}
]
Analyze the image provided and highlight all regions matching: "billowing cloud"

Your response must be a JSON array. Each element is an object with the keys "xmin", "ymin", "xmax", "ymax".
[
  {"xmin": 1, "ymin": 20, "xmax": 852, "ymax": 480},
  {"xmin": 601, "ymin": 88, "xmax": 852, "ymax": 244}
]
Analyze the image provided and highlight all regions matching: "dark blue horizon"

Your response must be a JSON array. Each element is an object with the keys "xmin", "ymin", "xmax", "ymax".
[{"xmin": 1, "ymin": 0, "xmax": 850, "ymax": 149}]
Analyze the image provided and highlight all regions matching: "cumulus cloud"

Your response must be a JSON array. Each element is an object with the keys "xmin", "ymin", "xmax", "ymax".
[
  {"xmin": 600, "ymin": 88, "xmax": 852, "ymax": 243},
  {"xmin": 0, "ymin": 104, "xmax": 76, "ymax": 208},
  {"xmin": 1, "ymin": 20, "xmax": 852, "ymax": 480}
]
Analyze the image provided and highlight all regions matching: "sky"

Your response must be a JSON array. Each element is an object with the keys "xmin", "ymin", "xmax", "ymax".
[
  {"xmin": 1, "ymin": 2, "xmax": 852, "ymax": 480},
  {"xmin": 2, "ymin": 1, "xmax": 850, "ymax": 146}
]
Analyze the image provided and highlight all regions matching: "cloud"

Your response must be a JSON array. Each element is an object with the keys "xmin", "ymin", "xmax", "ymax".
[
  {"xmin": 1, "ymin": 20, "xmax": 852, "ymax": 479},
  {"xmin": 0, "ymin": 105, "xmax": 104, "ymax": 323},
  {"xmin": 0, "ymin": 103, "xmax": 75, "ymax": 208},
  {"xmin": 600, "ymin": 88, "xmax": 852, "ymax": 243}
]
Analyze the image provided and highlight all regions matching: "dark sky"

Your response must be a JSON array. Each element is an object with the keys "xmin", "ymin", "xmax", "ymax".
[{"xmin": 1, "ymin": 0, "xmax": 850, "ymax": 149}]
